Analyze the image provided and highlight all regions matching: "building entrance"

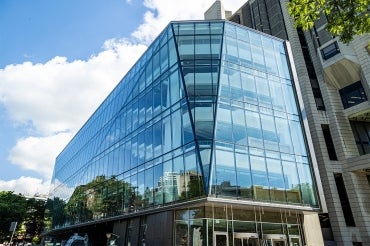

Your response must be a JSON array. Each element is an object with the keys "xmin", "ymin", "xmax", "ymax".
[
  {"xmin": 262, "ymin": 234, "xmax": 286, "ymax": 246},
  {"xmin": 234, "ymin": 232, "xmax": 259, "ymax": 246},
  {"xmin": 175, "ymin": 205, "xmax": 305, "ymax": 246},
  {"xmin": 213, "ymin": 231, "xmax": 229, "ymax": 246},
  {"xmin": 235, "ymin": 238, "xmax": 259, "ymax": 246},
  {"xmin": 289, "ymin": 235, "xmax": 301, "ymax": 246}
]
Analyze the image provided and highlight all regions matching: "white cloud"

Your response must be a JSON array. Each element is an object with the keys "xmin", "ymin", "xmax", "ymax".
[
  {"xmin": 132, "ymin": 0, "xmax": 245, "ymax": 43},
  {"xmin": 0, "ymin": 0, "xmax": 246, "ymax": 195},
  {"xmin": 0, "ymin": 176, "xmax": 50, "ymax": 196},
  {"xmin": 0, "ymin": 39, "xmax": 147, "ymax": 195},
  {"xmin": 8, "ymin": 133, "xmax": 72, "ymax": 178},
  {"xmin": 0, "ymin": 39, "xmax": 147, "ymax": 135}
]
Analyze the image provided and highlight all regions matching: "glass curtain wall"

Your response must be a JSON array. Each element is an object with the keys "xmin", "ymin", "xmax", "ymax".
[
  {"xmin": 48, "ymin": 21, "xmax": 318, "ymax": 230},
  {"xmin": 210, "ymin": 23, "xmax": 318, "ymax": 206},
  {"xmin": 49, "ymin": 22, "xmax": 219, "ymax": 228}
]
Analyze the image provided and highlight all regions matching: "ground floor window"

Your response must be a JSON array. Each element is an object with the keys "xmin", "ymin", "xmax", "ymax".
[{"xmin": 175, "ymin": 205, "xmax": 304, "ymax": 246}]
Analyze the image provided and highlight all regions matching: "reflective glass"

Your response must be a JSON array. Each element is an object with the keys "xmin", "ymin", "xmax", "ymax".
[
  {"xmin": 297, "ymin": 163, "xmax": 317, "ymax": 206},
  {"xmin": 235, "ymin": 150, "xmax": 252, "ymax": 199},
  {"xmin": 145, "ymin": 167, "xmax": 154, "ymax": 207},
  {"xmin": 172, "ymin": 110, "xmax": 182, "ymax": 149},
  {"xmin": 215, "ymin": 148, "xmax": 237, "ymax": 196},
  {"xmin": 51, "ymin": 21, "xmax": 318, "ymax": 229},
  {"xmin": 266, "ymin": 158, "xmax": 285, "ymax": 201},
  {"xmin": 162, "ymin": 115, "xmax": 172, "ymax": 153},
  {"xmin": 250, "ymin": 155, "xmax": 269, "ymax": 201},
  {"xmin": 246, "ymin": 110, "xmax": 263, "ymax": 148},
  {"xmin": 163, "ymin": 160, "xmax": 174, "ymax": 203},
  {"xmin": 154, "ymin": 163, "xmax": 163, "ymax": 206},
  {"xmin": 289, "ymin": 120, "xmax": 307, "ymax": 156},
  {"xmin": 282, "ymin": 161, "xmax": 301, "ymax": 203},
  {"xmin": 215, "ymin": 103, "xmax": 233, "ymax": 142},
  {"xmin": 173, "ymin": 155, "xmax": 185, "ymax": 201},
  {"xmin": 232, "ymin": 106, "xmax": 247, "ymax": 145}
]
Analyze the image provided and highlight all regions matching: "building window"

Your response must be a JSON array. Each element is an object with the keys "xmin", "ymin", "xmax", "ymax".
[
  {"xmin": 339, "ymin": 81, "xmax": 367, "ymax": 109},
  {"xmin": 319, "ymin": 213, "xmax": 334, "ymax": 241},
  {"xmin": 334, "ymin": 173, "xmax": 356, "ymax": 227},
  {"xmin": 321, "ymin": 41, "xmax": 340, "ymax": 60},
  {"xmin": 366, "ymin": 174, "xmax": 370, "ymax": 187},
  {"xmin": 350, "ymin": 121, "xmax": 370, "ymax": 155},
  {"xmin": 321, "ymin": 125, "xmax": 338, "ymax": 160},
  {"xmin": 297, "ymin": 28, "xmax": 325, "ymax": 111}
]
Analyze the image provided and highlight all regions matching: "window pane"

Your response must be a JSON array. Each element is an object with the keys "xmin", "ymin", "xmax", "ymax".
[
  {"xmin": 163, "ymin": 160, "xmax": 174, "ymax": 203},
  {"xmin": 232, "ymin": 106, "xmax": 247, "ymax": 145},
  {"xmin": 173, "ymin": 155, "xmax": 185, "ymax": 201},
  {"xmin": 215, "ymin": 149, "xmax": 236, "ymax": 197},
  {"xmin": 297, "ymin": 163, "xmax": 317, "ymax": 206},
  {"xmin": 250, "ymin": 155, "xmax": 269, "ymax": 200},
  {"xmin": 145, "ymin": 167, "xmax": 153, "ymax": 207},
  {"xmin": 184, "ymin": 151, "xmax": 203, "ymax": 199},
  {"xmin": 275, "ymin": 117, "xmax": 294, "ymax": 154},
  {"xmin": 163, "ymin": 115, "xmax": 172, "ymax": 153},
  {"xmin": 289, "ymin": 120, "xmax": 307, "ymax": 156},
  {"xmin": 235, "ymin": 150, "xmax": 252, "ymax": 199},
  {"xmin": 145, "ymin": 127, "xmax": 153, "ymax": 161},
  {"xmin": 261, "ymin": 114, "xmax": 278, "ymax": 151},
  {"xmin": 256, "ymin": 76, "xmax": 270, "ymax": 107},
  {"xmin": 246, "ymin": 110, "xmax": 263, "ymax": 148},
  {"xmin": 170, "ymin": 68, "xmax": 181, "ymax": 104},
  {"xmin": 172, "ymin": 110, "xmax": 182, "ymax": 149},
  {"xmin": 267, "ymin": 158, "xmax": 285, "ymax": 202},
  {"xmin": 215, "ymin": 103, "xmax": 233, "ymax": 142},
  {"xmin": 154, "ymin": 163, "xmax": 163, "ymax": 206},
  {"xmin": 153, "ymin": 121, "xmax": 162, "ymax": 157},
  {"xmin": 241, "ymin": 72, "xmax": 257, "ymax": 105},
  {"xmin": 282, "ymin": 161, "xmax": 301, "ymax": 203}
]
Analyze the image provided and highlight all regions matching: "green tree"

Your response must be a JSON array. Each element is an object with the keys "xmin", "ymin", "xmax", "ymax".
[
  {"xmin": 23, "ymin": 198, "xmax": 46, "ymax": 243},
  {"xmin": 62, "ymin": 175, "xmax": 130, "ymax": 224},
  {"xmin": 0, "ymin": 191, "xmax": 27, "ymax": 241},
  {"xmin": 288, "ymin": 0, "xmax": 370, "ymax": 43},
  {"xmin": 45, "ymin": 197, "xmax": 66, "ymax": 229}
]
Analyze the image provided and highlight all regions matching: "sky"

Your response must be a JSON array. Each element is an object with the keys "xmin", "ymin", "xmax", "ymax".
[{"xmin": 0, "ymin": 0, "xmax": 244, "ymax": 196}]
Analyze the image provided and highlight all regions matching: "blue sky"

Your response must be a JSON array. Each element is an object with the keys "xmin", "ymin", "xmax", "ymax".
[{"xmin": 0, "ymin": 0, "xmax": 242, "ymax": 195}]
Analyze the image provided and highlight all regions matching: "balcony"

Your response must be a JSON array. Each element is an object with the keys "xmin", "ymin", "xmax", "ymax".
[
  {"xmin": 344, "ymin": 154, "xmax": 370, "ymax": 173},
  {"xmin": 319, "ymin": 40, "xmax": 362, "ymax": 89}
]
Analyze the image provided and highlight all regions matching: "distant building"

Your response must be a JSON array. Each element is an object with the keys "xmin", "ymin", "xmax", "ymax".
[
  {"xmin": 46, "ymin": 20, "xmax": 323, "ymax": 245},
  {"xmin": 204, "ymin": 0, "xmax": 231, "ymax": 20}
]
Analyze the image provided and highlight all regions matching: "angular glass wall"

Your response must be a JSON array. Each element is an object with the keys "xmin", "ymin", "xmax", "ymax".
[
  {"xmin": 210, "ymin": 23, "xmax": 318, "ymax": 206},
  {"xmin": 173, "ymin": 22, "xmax": 223, "ymax": 192},
  {"xmin": 49, "ymin": 22, "xmax": 216, "ymax": 229},
  {"xmin": 48, "ymin": 20, "xmax": 319, "ymax": 231}
]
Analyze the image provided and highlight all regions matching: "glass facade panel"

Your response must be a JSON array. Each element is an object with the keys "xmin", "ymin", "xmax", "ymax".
[
  {"xmin": 49, "ymin": 21, "xmax": 318, "ymax": 230},
  {"xmin": 214, "ymin": 148, "xmax": 237, "ymax": 197}
]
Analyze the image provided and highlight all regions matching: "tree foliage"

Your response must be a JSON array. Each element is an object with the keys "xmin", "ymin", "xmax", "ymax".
[
  {"xmin": 288, "ymin": 0, "xmax": 370, "ymax": 43},
  {"xmin": 0, "ymin": 192, "xmax": 46, "ymax": 243},
  {"xmin": 24, "ymin": 198, "xmax": 46, "ymax": 243}
]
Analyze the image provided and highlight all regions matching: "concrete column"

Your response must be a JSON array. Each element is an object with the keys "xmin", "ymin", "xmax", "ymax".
[{"xmin": 302, "ymin": 213, "xmax": 325, "ymax": 246}]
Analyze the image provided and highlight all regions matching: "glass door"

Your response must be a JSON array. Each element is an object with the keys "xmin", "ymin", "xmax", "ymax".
[
  {"xmin": 235, "ymin": 238, "xmax": 259, "ymax": 246},
  {"xmin": 273, "ymin": 240, "xmax": 285, "ymax": 246},
  {"xmin": 213, "ymin": 231, "xmax": 229, "ymax": 246},
  {"xmin": 289, "ymin": 236, "xmax": 301, "ymax": 246}
]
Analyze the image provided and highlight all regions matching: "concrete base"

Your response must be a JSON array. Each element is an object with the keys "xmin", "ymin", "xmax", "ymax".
[{"xmin": 303, "ymin": 213, "xmax": 325, "ymax": 246}]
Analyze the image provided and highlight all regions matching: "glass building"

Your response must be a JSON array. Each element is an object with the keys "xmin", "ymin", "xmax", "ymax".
[{"xmin": 46, "ymin": 20, "xmax": 320, "ymax": 246}]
